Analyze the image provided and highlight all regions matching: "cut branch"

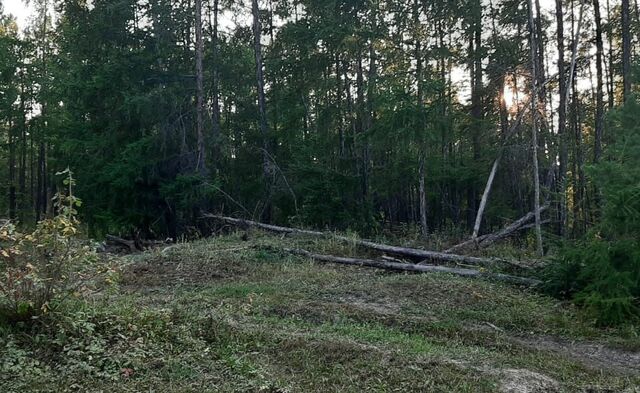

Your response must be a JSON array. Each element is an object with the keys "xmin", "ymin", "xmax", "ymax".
[{"xmin": 285, "ymin": 248, "xmax": 541, "ymax": 286}]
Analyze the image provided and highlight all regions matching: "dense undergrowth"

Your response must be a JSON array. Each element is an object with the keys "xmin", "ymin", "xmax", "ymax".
[{"xmin": 544, "ymin": 98, "xmax": 640, "ymax": 326}]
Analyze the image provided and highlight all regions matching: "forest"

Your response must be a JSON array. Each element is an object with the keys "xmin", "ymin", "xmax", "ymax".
[{"xmin": 1, "ymin": 0, "xmax": 640, "ymax": 391}]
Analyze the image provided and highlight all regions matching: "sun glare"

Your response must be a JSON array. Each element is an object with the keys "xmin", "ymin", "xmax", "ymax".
[{"xmin": 502, "ymin": 77, "xmax": 520, "ymax": 112}]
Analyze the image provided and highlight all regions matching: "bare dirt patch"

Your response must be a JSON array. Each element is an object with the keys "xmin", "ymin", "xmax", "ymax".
[
  {"xmin": 336, "ymin": 294, "xmax": 402, "ymax": 315},
  {"xmin": 498, "ymin": 368, "xmax": 559, "ymax": 393},
  {"xmin": 511, "ymin": 335, "xmax": 640, "ymax": 375}
]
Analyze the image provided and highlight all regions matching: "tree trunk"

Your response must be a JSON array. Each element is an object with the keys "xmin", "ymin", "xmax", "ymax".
[
  {"xmin": 8, "ymin": 116, "xmax": 16, "ymax": 220},
  {"xmin": 18, "ymin": 72, "xmax": 26, "ymax": 213},
  {"xmin": 414, "ymin": 0, "xmax": 427, "ymax": 237},
  {"xmin": 622, "ymin": 0, "xmax": 632, "ymax": 101},
  {"xmin": 555, "ymin": 0, "xmax": 568, "ymax": 237},
  {"xmin": 447, "ymin": 204, "xmax": 550, "ymax": 253},
  {"xmin": 593, "ymin": 0, "xmax": 604, "ymax": 163},
  {"xmin": 419, "ymin": 154, "xmax": 428, "ymax": 237},
  {"xmin": 286, "ymin": 248, "xmax": 541, "ymax": 286},
  {"xmin": 210, "ymin": 0, "xmax": 221, "ymax": 168},
  {"xmin": 205, "ymin": 214, "xmax": 539, "ymax": 269},
  {"xmin": 195, "ymin": 0, "xmax": 206, "ymax": 174},
  {"xmin": 472, "ymin": 157, "xmax": 500, "ymax": 240},
  {"xmin": 606, "ymin": 0, "xmax": 615, "ymax": 108},
  {"xmin": 528, "ymin": 0, "xmax": 544, "ymax": 256},
  {"xmin": 252, "ymin": 0, "xmax": 272, "ymax": 222}
]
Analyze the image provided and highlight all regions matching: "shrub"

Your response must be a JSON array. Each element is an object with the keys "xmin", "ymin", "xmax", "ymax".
[
  {"xmin": 0, "ymin": 169, "xmax": 107, "ymax": 324},
  {"xmin": 544, "ymin": 96, "xmax": 640, "ymax": 326}
]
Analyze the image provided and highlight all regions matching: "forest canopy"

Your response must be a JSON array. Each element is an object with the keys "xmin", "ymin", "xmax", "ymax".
[{"xmin": 0, "ymin": 0, "xmax": 638, "ymax": 255}]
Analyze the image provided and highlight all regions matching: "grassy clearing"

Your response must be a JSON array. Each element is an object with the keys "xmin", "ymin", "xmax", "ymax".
[{"xmin": 1, "ymin": 231, "xmax": 639, "ymax": 392}]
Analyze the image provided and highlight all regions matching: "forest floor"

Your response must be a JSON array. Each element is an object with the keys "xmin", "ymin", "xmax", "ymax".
[{"xmin": 3, "ymin": 231, "xmax": 640, "ymax": 392}]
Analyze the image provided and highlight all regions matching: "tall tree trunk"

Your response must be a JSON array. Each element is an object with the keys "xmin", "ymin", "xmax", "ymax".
[
  {"xmin": 468, "ymin": 0, "xmax": 482, "ymax": 229},
  {"xmin": 414, "ymin": 0, "xmax": 428, "ymax": 237},
  {"xmin": 36, "ymin": 142, "xmax": 46, "ymax": 221},
  {"xmin": 195, "ymin": 0, "xmax": 206, "ymax": 173},
  {"xmin": 210, "ymin": 0, "xmax": 221, "ymax": 168},
  {"xmin": 606, "ymin": 0, "xmax": 615, "ymax": 107},
  {"xmin": 593, "ymin": 0, "xmax": 604, "ymax": 163},
  {"xmin": 534, "ymin": 0, "xmax": 546, "ymax": 99},
  {"xmin": 336, "ymin": 54, "xmax": 345, "ymax": 158},
  {"xmin": 355, "ymin": 50, "xmax": 366, "ymax": 200},
  {"xmin": 528, "ymin": 0, "xmax": 544, "ymax": 256},
  {"xmin": 8, "ymin": 116, "xmax": 16, "ymax": 220},
  {"xmin": 555, "ymin": 0, "xmax": 568, "ymax": 236},
  {"xmin": 622, "ymin": 0, "xmax": 632, "ymax": 101},
  {"xmin": 252, "ymin": 0, "xmax": 272, "ymax": 221},
  {"xmin": 18, "ymin": 72, "xmax": 26, "ymax": 212},
  {"xmin": 418, "ymin": 155, "xmax": 428, "ymax": 236}
]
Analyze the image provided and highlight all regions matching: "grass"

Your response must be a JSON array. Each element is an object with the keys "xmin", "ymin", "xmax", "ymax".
[{"xmin": 1, "ymin": 230, "xmax": 639, "ymax": 392}]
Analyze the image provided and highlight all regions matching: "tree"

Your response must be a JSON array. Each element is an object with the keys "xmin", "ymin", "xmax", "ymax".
[
  {"xmin": 622, "ymin": 0, "xmax": 632, "ymax": 101},
  {"xmin": 528, "ymin": 0, "xmax": 544, "ymax": 256},
  {"xmin": 594, "ymin": 0, "xmax": 605, "ymax": 163},
  {"xmin": 252, "ymin": 0, "xmax": 272, "ymax": 222},
  {"xmin": 195, "ymin": 0, "xmax": 206, "ymax": 174}
]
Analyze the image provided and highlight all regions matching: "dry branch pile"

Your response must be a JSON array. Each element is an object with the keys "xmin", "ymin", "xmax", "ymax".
[{"xmin": 204, "ymin": 214, "xmax": 543, "ymax": 286}]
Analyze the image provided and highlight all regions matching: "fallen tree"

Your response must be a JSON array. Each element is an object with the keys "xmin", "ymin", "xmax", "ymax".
[
  {"xmin": 203, "ymin": 214, "xmax": 535, "ymax": 270},
  {"xmin": 444, "ymin": 204, "xmax": 550, "ymax": 254},
  {"xmin": 104, "ymin": 234, "xmax": 170, "ymax": 253},
  {"xmin": 285, "ymin": 248, "xmax": 541, "ymax": 286}
]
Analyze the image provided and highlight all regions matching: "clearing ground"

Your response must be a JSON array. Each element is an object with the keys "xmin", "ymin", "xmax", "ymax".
[{"xmin": 2, "ymin": 231, "xmax": 640, "ymax": 392}]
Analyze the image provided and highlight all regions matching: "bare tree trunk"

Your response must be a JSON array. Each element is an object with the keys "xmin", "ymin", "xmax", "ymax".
[
  {"xmin": 8, "ymin": 116, "xmax": 16, "ymax": 220},
  {"xmin": 205, "ymin": 214, "xmax": 539, "ymax": 269},
  {"xmin": 195, "ymin": 0, "xmax": 206, "ymax": 174},
  {"xmin": 210, "ymin": 0, "xmax": 221, "ymax": 168},
  {"xmin": 16, "ymin": 70, "xmax": 27, "ymax": 215},
  {"xmin": 606, "ymin": 0, "xmax": 615, "ymax": 108},
  {"xmin": 528, "ymin": 0, "xmax": 544, "ymax": 256},
  {"xmin": 555, "ymin": 0, "xmax": 568, "ymax": 237},
  {"xmin": 470, "ymin": 105, "xmax": 529, "ymax": 241},
  {"xmin": 447, "ymin": 205, "xmax": 550, "ymax": 253},
  {"xmin": 418, "ymin": 154, "xmax": 428, "ymax": 237},
  {"xmin": 594, "ymin": 0, "xmax": 604, "ymax": 163},
  {"xmin": 36, "ymin": 142, "xmax": 46, "ymax": 221},
  {"xmin": 622, "ymin": 0, "xmax": 632, "ymax": 101},
  {"xmin": 467, "ymin": 0, "xmax": 482, "ymax": 230},
  {"xmin": 414, "ymin": 0, "xmax": 427, "ymax": 237},
  {"xmin": 472, "ymin": 157, "xmax": 500, "ymax": 240},
  {"xmin": 252, "ymin": 0, "xmax": 272, "ymax": 222},
  {"xmin": 286, "ymin": 248, "xmax": 541, "ymax": 286}
]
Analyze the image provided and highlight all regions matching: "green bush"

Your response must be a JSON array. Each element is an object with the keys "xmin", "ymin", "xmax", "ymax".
[
  {"xmin": 0, "ymin": 170, "xmax": 112, "ymax": 324},
  {"xmin": 544, "ymin": 96, "xmax": 640, "ymax": 326}
]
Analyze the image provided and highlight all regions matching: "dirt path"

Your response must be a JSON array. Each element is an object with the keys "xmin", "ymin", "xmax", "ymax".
[{"xmin": 511, "ymin": 334, "xmax": 640, "ymax": 375}]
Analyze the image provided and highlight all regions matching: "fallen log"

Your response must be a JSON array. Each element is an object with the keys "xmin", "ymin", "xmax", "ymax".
[
  {"xmin": 105, "ymin": 234, "xmax": 138, "ymax": 252},
  {"xmin": 285, "ymin": 248, "xmax": 541, "ymax": 286},
  {"xmin": 445, "ymin": 205, "xmax": 550, "ymax": 254},
  {"xmin": 203, "ymin": 214, "xmax": 535, "ymax": 270}
]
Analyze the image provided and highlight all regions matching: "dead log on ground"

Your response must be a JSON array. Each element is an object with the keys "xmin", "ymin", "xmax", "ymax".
[
  {"xmin": 105, "ymin": 234, "xmax": 138, "ymax": 252},
  {"xmin": 104, "ymin": 235, "xmax": 171, "ymax": 253},
  {"xmin": 203, "ymin": 214, "xmax": 535, "ymax": 270},
  {"xmin": 445, "ymin": 204, "xmax": 550, "ymax": 254},
  {"xmin": 285, "ymin": 248, "xmax": 541, "ymax": 286}
]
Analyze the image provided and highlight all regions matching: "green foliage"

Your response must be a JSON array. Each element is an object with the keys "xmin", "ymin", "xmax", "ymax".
[
  {"xmin": 0, "ymin": 170, "xmax": 110, "ymax": 323},
  {"xmin": 544, "ymin": 96, "xmax": 640, "ymax": 326},
  {"xmin": 0, "ymin": 300, "xmax": 182, "ymax": 389}
]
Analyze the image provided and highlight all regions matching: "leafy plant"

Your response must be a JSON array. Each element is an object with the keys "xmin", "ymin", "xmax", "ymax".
[{"xmin": 0, "ymin": 169, "xmax": 109, "ymax": 323}]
